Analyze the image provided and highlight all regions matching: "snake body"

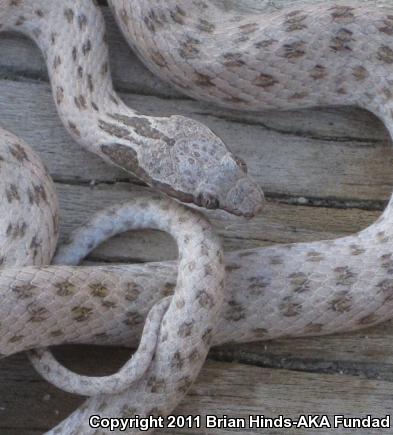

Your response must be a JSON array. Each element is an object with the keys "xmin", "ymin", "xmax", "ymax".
[
  {"xmin": 12, "ymin": 195, "xmax": 393, "ymax": 433},
  {"xmin": 13, "ymin": 196, "xmax": 393, "ymax": 350},
  {"xmin": 0, "ymin": 187, "xmax": 225, "ymax": 434},
  {"xmin": 0, "ymin": 0, "xmax": 262, "ymax": 217},
  {"xmin": 112, "ymin": 0, "xmax": 393, "ymax": 131},
  {"xmin": 0, "ymin": 128, "xmax": 58, "ymax": 268},
  {"xmin": 1, "ymin": 0, "xmax": 393, "ymax": 434},
  {"xmin": 0, "ymin": 1, "xmax": 252, "ymax": 432}
]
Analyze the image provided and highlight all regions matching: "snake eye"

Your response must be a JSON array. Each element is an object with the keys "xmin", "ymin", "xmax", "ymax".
[
  {"xmin": 195, "ymin": 193, "xmax": 220, "ymax": 210},
  {"xmin": 233, "ymin": 155, "xmax": 248, "ymax": 173},
  {"xmin": 204, "ymin": 195, "xmax": 219, "ymax": 210}
]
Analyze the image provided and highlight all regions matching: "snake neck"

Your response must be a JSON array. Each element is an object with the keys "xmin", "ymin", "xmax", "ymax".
[
  {"xmin": 0, "ymin": 0, "xmax": 261, "ymax": 215},
  {"xmin": 0, "ymin": 2, "xmax": 138, "ymax": 154},
  {"xmin": 0, "ymin": 2, "xmax": 180, "ymax": 186}
]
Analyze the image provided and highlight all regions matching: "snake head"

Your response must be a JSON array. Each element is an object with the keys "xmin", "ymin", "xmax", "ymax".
[
  {"xmin": 100, "ymin": 114, "xmax": 263, "ymax": 217},
  {"xmin": 148, "ymin": 115, "xmax": 264, "ymax": 217},
  {"xmin": 195, "ymin": 154, "xmax": 264, "ymax": 217}
]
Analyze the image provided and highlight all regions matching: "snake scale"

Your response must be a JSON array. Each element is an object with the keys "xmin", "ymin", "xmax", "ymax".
[
  {"xmin": 1, "ymin": 0, "xmax": 262, "ymax": 218},
  {"xmin": 0, "ymin": 0, "xmax": 393, "ymax": 433},
  {"xmin": 0, "ymin": 159, "xmax": 225, "ymax": 434}
]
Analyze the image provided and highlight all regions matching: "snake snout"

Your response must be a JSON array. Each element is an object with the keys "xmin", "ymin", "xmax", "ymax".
[{"xmin": 225, "ymin": 177, "xmax": 264, "ymax": 218}]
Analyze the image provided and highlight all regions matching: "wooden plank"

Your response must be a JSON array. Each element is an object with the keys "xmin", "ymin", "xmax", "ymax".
[
  {"xmin": 0, "ymin": 12, "xmax": 181, "ymax": 99},
  {"xmin": 54, "ymin": 181, "xmax": 380, "ymax": 262},
  {"xmin": 0, "ymin": 349, "xmax": 392, "ymax": 435},
  {"xmin": 0, "ymin": 15, "xmax": 392, "ymax": 204},
  {"xmin": 159, "ymin": 360, "xmax": 393, "ymax": 434},
  {"xmin": 55, "ymin": 180, "xmax": 393, "ymax": 382},
  {"xmin": 1, "ymin": 2, "xmax": 389, "ymax": 101},
  {"xmin": 217, "ymin": 0, "xmax": 388, "ymax": 13},
  {"xmin": 211, "ymin": 321, "xmax": 393, "ymax": 381},
  {"xmin": 0, "ymin": 78, "xmax": 391, "ymax": 205},
  {"xmin": 0, "ymin": 79, "xmax": 127, "ymax": 183},
  {"xmin": 0, "ymin": 2, "xmax": 393, "ymax": 433}
]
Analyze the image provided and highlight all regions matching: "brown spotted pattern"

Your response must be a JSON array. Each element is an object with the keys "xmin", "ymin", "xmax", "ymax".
[
  {"xmin": 1, "ymin": 0, "xmax": 262, "ymax": 219},
  {"xmin": 9, "ymin": 198, "xmax": 224, "ymax": 434},
  {"xmin": 111, "ymin": 0, "xmax": 393, "ymax": 128},
  {"xmin": 17, "ymin": 188, "xmax": 393, "ymax": 434},
  {"xmin": 3, "ymin": 0, "xmax": 393, "ymax": 434}
]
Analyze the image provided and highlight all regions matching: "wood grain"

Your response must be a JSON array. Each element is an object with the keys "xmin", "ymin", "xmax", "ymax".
[
  {"xmin": 1, "ymin": 348, "xmax": 392, "ymax": 435},
  {"xmin": 1, "ymin": 13, "xmax": 392, "ymax": 204},
  {"xmin": 54, "ymin": 182, "xmax": 380, "ymax": 262}
]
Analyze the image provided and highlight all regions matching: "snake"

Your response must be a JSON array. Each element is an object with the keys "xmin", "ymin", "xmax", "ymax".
[
  {"xmin": 1, "ymin": 0, "xmax": 393, "ymax": 433},
  {"xmin": 0, "ymin": 128, "xmax": 225, "ymax": 433},
  {"xmin": 0, "ymin": 0, "xmax": 263, "ymax": 218},
  {"xmin": 20, "ymin": 195, "xmax": 393, "ymax": 434}
]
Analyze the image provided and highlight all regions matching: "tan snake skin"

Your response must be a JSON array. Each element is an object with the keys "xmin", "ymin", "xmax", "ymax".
[
  {"xmin": 0, "ymin": 0, "xmax": 262, "ymax": 217},
  {"xmin": 23, "ymin": 195, "xmax": 393, "ymax": 434},
  {"xmin": 112, "ymin": 0, "xmax": 393, "ymax": 126},
  {"xmin": 3, "ymin": 0, "xmax": 393, "ymax": 433},
  {"xmin": 0, "ymin": 190, "xmax": 224, "ymax": 434}
]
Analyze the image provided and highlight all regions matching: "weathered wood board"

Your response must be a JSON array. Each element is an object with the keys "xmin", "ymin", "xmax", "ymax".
[{"xmin": 0, "ymin": 1, "xmax": 393, "ymax": 434}]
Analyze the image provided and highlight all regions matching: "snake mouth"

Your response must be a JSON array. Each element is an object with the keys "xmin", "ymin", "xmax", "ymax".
[
  {"xmin": 224, "ymin": 202, "xmax": 263, "ymax": 219},
  {"xmin": 194, "ymin": 192, "xmax": 220, "ymax": 210}
]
